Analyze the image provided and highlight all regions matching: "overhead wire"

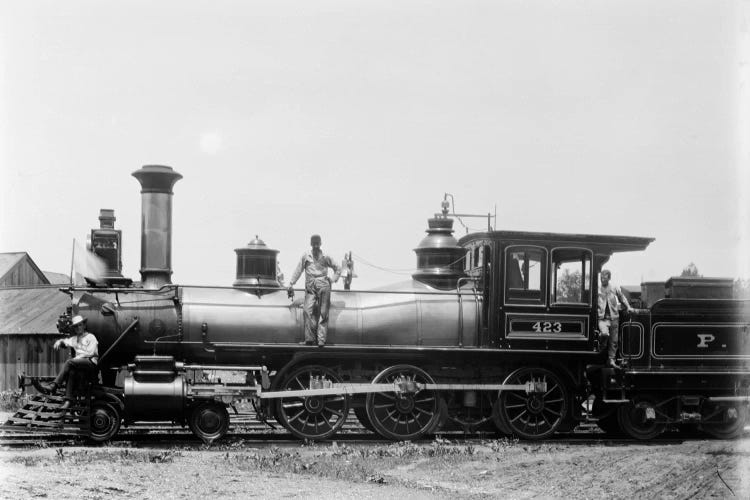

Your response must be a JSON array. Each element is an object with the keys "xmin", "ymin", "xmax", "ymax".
[{"xmin": 351, "ymin": 251, "xmax": 467, "ymax": 276}]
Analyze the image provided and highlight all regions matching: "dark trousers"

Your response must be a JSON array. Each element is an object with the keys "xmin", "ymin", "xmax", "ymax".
[
  {"xmin": 303, "ymin": 277, "xmax": 331, "ymax": 344},
  {"xmin": 54, "ymin": 358, "xmax": 97, "ymax": 400}
]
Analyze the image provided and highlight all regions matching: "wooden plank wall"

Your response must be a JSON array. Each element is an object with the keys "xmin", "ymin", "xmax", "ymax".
[
  {"xmin": 0, "ymin": 259, "xmax": 48, "ymax": 288},
  {"xmin": 0, "ymin": 335, "xmax": 67, "ymax": 391}
]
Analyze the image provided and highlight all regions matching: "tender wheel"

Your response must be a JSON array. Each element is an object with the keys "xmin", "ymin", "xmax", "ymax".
[
  {"xmin": 365, "ymin": 364, "xmax": 439, "ymax": 441},
  {"xmin": 89, "ymin": 401, "xmax": 121, "ymax": 442},
  {"xmin": 188, "ymin": 403, "xmax": 230, "ymax": 443},
  {"xmin": 617, "ymin": 395, "xmax": 665, "ymax": 440},
  {"xmin": 496, "ymin": 367, "xmax": 568, "ymax": 439},
  {"xmin": 702, "ymin": 402, "xmax": 748, "ymax": 440},
  {"xmin": 275, "ymin": 365, "xmax": 349, "ymax": 440}
]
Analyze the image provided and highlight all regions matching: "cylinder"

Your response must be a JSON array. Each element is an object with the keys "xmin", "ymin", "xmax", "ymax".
[{"xmin": 132, "ymin": 165, "xmax": 183, "ymax": 289}]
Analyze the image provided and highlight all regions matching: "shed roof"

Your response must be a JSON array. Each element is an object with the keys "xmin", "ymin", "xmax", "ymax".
[
  {"xmin": 0, "ymin": 252, "xmax": 50, "ymax": 285},
  {"xmin": 43, "ymin": 271, "xmax": 71, "ymax": 284},
  {"xmin": 0, "ymin": 286, "xmax": 70, "ymax": 334},
  {"xmin": 0, "ymin": 253, "xmax": 26, "ymax": 278}
]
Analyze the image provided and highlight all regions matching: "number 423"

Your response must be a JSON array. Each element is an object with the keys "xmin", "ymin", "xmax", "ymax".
[{"xmin": 532, "ymin": 321, "xmax": 562, "ymax": 333}]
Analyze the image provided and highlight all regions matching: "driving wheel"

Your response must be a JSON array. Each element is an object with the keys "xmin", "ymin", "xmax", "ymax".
[
  {"xmin": 275, "ymin": 365, "xmax": 349, "ymax": 440},
  {"xmin": 495, "ymin": 367, "xmax": 568, "ymax": 439},
  {"xmin": 365, "ymin": 364, "xmax": 440, "ymax": 441}
]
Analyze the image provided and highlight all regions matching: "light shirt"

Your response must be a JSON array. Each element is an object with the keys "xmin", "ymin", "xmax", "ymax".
[
  {"xmin": 289, "ymin": 251, "xmax": 341, "ymax": 286},
  {"xmin": 597, "ymin": 284, "xmax": 630, "ymax": 320},
  {"xmin": 62, "ymin": 332, "xmax": 99, "ymax": 362}
]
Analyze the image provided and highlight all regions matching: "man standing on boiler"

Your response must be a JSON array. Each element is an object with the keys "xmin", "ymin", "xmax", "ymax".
[{"xmin": 288, "ymin": 234, "xmax": 341, "ymax": 347}]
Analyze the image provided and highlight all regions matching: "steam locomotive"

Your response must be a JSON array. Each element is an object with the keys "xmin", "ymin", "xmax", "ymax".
[{"xmin": 11, "ymin": 165, "xmax": 750, "ymax": 443}]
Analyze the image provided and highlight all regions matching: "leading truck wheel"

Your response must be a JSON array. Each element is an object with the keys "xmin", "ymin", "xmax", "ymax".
[
  {"xmin": 365, "ymin": 365, "xmax": 440, "ymax": 441},
  {"xmin": 89, "ymin": 402, "xmax": 121, "ymax": 442},
  {"xmin": 495, "ymin": 367, "xmax": 568, "ymax": 440},
  {"xmin": 188, "ymin": 403, "xmax": 230, "ymax": 444},
  {"xmin": 275, "ymin": 365, "xmax": 350, "ymax": 441}
]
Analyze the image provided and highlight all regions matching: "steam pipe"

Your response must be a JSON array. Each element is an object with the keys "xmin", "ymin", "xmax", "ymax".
[{"xmin": 132, "ymin": 165, "xmax": 183, "ymax": 289}]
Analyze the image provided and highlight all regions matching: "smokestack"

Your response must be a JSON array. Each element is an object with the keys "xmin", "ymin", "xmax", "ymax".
[{"xmin": 132, "ymin": 165, "xmax": 183, "ymax": 289}]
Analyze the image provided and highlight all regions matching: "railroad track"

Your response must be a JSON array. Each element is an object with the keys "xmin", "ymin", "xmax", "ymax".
[{"xmin": 4, "ymin": 409, "xmax": 741, "ymax": 449}]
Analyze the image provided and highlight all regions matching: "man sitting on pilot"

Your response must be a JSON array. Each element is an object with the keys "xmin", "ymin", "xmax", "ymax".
[{"xmin": 42, "ymin": 315, "xmax": 99, "ymax": 410}]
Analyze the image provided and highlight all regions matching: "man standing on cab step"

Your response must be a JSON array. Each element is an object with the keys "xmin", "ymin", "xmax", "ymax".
[
  {"xmin": 288, "ymin": 234, "xmax": 341, "ymax": 347},
  {"xmin": 597, "ymin": 269, "xmax": 633, "ymax": 368}
]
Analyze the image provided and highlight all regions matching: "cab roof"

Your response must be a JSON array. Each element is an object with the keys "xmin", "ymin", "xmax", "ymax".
[{"xmin": 459, "ymin": 230, "xmax": 654, "ymax": 255}]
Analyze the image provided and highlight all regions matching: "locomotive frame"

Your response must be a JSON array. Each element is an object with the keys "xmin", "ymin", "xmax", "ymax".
[{"xmin": 4, "ymin": 165, "xmax": 749, "ymax": 443}]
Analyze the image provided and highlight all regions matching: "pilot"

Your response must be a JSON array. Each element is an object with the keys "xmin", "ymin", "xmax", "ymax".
[
  {"xmin": 288, "ymin": 234, "xmax": 341, "ymax": 347},
  {"xmin": 42, "ymin": 315, "xmax": 99, "ymax": 410},
  {"xmin": 598, "ymin": 269, "xmax": 633, "ymax": 368}
]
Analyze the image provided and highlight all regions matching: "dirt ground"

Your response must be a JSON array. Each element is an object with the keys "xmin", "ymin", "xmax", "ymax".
[{"xmin": 2, "ymin": 430, "xmax": 750, "ymax": 500}]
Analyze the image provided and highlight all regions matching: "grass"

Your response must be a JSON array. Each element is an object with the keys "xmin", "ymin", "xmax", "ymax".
[
  {"xmin": 2, "ymin": 437, "xmax": 524, "ymax": 498},
  {"xmin": 212, "ymin": 436, "xmax": 521, "ymax": 485},
  {"xmin": 9, "ymin": 448, "xmax": 183, "ymax": 467},
  {"xmin": 0, "ymin": 389, "xmax": 28, "ymax": 412}
]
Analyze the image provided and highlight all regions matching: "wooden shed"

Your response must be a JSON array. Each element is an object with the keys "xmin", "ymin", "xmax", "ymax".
[
  {"xmin": 0, "ymin": 286, "xmax": 70, "ymax": 391},
  {"xmin": 0, "ymin": 253, "xmax": 51, "ymax": 288}
]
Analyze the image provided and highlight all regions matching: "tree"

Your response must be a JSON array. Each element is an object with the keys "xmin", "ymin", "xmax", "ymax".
[
  {"xmin": 734, "ymin": 278, "xmax": 750, "ymax": 299},
  {"xmin": 556, "ymin": 268, "xmax": 582, "ymax": 303},
  {"xmin": 680, "ymin": 262, "xmax": 701, "ymax": 277}
]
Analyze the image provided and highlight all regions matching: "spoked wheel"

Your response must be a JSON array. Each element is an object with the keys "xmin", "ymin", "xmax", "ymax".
[
  {"xmin": 365, "ymin": 364, "xmax": 440, "ymax": 441},
  {"xmin": 275, "ymin": 365, "xmax": 349, "ymax": 440},
  {"xmin": 617, "ymin": 395, "xmax": 665, "ymax": 440},
  {"xmin": 702, "ymin": 402, "xmax": 748, "ymax": 440},
  {"xmin": 89, "ymin": 401, "xmax": 121, "ymax": 442},
  {"xmin": 496, "ymin": 367, "xmax": 568, "ymax": 440},
  {"xmin": 188, "ymin": 403, "xmax": 230, "ymax": 443},
  {"xmin": 491, "ymin": 398, "xmax": 513, "ymax": 436}
]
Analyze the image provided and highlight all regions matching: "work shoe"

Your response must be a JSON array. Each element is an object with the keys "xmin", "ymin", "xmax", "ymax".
[
  {"xmin": 317, "ymin": 342, "xmax": 325, "ymax": 348},
  {"xmin": 299, "ymin": 341, "xmax": 315, "ymax": 346},
  {"xmin": 40, "ymin": 382, "xmax": 58, "ymax": 394}
]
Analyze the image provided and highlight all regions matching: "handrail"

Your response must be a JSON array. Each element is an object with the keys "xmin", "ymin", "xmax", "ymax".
[{"xmin": 456, "ymin": 277, "xmax": 480, "ymax": 348}]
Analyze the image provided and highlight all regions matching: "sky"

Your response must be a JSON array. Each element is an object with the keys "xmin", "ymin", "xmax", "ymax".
[{"xmin": 0, "ymin": 0, "xmax": 748, "ymax": 289}]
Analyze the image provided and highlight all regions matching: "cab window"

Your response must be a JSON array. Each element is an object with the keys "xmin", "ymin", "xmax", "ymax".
[
  {"xmin": 551, "ymin": 248, "xmax": 592, "ymax": 305},
  {"xmin": 505, "ymin": 246, "xmax": 546, "ymax": 304}
]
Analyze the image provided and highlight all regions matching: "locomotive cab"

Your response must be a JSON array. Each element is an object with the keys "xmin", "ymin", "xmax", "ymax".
[{"xmin": 458, "ymin": 230, "xmax": 653, "ymax": 355}]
